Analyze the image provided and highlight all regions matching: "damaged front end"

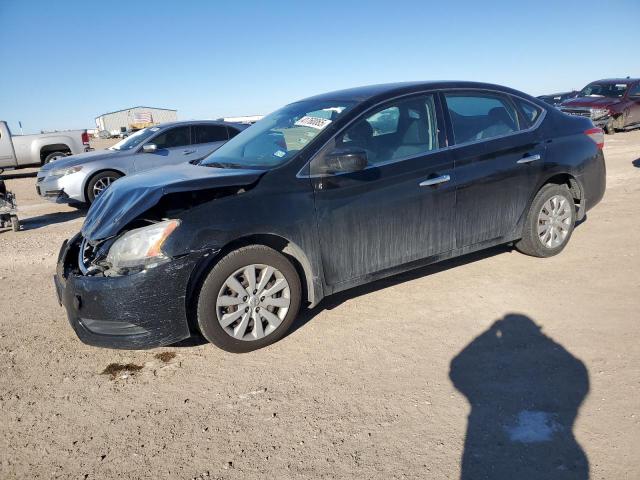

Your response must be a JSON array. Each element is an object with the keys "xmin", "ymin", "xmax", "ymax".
[
  {"xmin": 55, "ymin": 232, "xmax": 203, "ymax": 349},
  {"xmin": 55, "ymin": 163, "xmax": 265, "ymax": 349}
]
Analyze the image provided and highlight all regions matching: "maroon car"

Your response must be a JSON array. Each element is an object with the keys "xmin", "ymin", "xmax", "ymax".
[{"xmin": 560, "ymin": 78, "xmax": 640, "ymax": 134}]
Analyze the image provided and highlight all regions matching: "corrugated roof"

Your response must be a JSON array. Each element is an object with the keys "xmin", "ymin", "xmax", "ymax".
[{"xmin": 95, "ymin": 106, "xmax": 177, "ymax": 119}]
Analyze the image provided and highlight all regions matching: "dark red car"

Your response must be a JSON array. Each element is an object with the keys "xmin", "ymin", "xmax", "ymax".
[{"xmin": 560, "ymin": 78, "xmax": 640, "ymax": 134}]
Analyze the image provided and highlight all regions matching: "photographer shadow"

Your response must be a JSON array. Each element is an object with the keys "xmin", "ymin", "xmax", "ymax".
[{"xmin": 450, "ymin": 314, "xmax": 589, "ymax": 479}]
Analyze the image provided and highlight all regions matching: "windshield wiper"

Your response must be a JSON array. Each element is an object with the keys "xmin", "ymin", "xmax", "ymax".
[{"xmin": 203, "ymin": 161, "xmax": 246, "ymax": 169}]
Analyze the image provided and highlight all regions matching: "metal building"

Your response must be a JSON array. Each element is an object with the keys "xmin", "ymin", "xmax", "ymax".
[{"xmin": 95, "ymin": 106, "xmax": 178, "ymax": 134}]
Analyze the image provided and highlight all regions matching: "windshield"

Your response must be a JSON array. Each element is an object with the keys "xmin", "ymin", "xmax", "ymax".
[
  {"xmin": 579, "ymin": 83, "xmax": 628, "ymax": 98},
  {"xmin": 109, "ymin": 127, "xmax": 159, "ymax": 151},
  {"xmin": 200, "ymin": 100, "xmax": 356, "ymax": 169}
]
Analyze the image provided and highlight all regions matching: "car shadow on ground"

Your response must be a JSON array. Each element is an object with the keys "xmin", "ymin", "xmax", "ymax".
[
  {"xmin": 19, "ymin": 207, "xmax": 87, "ymax": 231},
  {"xmin": 632, "ymin": 158, "xmax": 640, "ymax": 168},
  {"xmin": 0, "ymin": 171, "xmax": 37, "ymax": 180},
  {"xmin": 290, "ymin": 244, "xmax": 512, "ymax": 335},
  {"xmin": 450, "ymin": 313, "xmax": 589, "ymax": 479}
]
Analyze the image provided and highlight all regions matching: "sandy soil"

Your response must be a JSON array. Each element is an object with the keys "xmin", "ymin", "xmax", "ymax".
[{"xmin": 1, "ymin": 133, "xmax": 639, "ymax": 479}]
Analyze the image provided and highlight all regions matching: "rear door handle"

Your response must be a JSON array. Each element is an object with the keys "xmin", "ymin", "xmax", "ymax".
[
  {"xmin": 517, "ymin": 154, "xmax": 542, "ymax": 164},
  {"xmin": 183, "ymin": 149, "xmax": 196, "ymax": 155},
  {"xmin": 419, "ymin": 174, "xmax": 451, "ymax": 187}
]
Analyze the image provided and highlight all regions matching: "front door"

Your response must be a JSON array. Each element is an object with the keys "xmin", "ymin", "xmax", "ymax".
[
  {"xmin": 133, "ymin": 125, "xmax": 193, "ymax": 172},
  {"xmin": 626, "ymin": 83, "xmax": 640, "ymax": 126},
  {"xmin": 310, "ymin": 94, "xmax": 456, "ymax": 288},
  {"xmin": 441, "ymin": 91, "xmax": 547, "ymax": 247}
]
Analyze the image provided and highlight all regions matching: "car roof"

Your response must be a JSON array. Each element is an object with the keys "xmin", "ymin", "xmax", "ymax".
[
  {"xmin": 153, "ymin": 120, "xmax": 246, "ymax": 129},
  {"xmin": 587, "ymin": 78, "xmax": 640, "ymax": 84},
  {"xmin": 296, "ymin": 81, "xmax": 531, "ymax": 104}
]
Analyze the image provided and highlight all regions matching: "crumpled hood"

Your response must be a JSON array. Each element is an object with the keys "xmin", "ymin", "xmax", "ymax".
[
  {"xmin": 81, "ymin": 163, "xmax": 265, "ymax": 241},
  {"xmin": 561, "ymin": 97, "xmax": 621, "ymax": 108},
  {"xmin": 40, "ymin": 149, "xmax": 122, "ymax": 171}
]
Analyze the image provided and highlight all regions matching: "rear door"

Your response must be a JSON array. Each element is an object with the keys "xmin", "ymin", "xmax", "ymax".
[
  {"xmin": 133, "ymin": 125, "xmax": 192, "ymax": 172},
  {"xmin": 191, "ymin": 124, "xmax": 230, "ymax": 160},
  {"xmin": 442, "ymin": 91, "xmax": 547, "ymax": 247},
  {"xmin": 310, "ymin": 93, "xmax": 456, "ymax": 287}
]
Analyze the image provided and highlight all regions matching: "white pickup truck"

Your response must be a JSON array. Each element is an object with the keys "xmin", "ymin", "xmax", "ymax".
[{"xmin": 0, "ymin": 120, "xmax": 90, "ymax": 170}]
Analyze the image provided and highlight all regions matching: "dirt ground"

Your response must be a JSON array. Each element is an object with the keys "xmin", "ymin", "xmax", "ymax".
[{"xmin": 1, "ymin": 133, "xmax": 639, "ymax": 479}]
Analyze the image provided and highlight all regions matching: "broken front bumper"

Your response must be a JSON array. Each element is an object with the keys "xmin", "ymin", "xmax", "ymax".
[{"xmin": 55, "ymin": 234, "xmax": 202, "ymax": 349}]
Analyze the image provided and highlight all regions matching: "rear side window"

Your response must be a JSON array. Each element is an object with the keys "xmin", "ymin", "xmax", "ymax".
[
  {"xmin": 512, "ymin": 97, "xmax": 543, "ymax": 126},
  {"xmin": 193, "ymin": 124, "xmax": 228, "ymax": 144},
  {"xmin": 227, "ymin": 126, "xmax": 241, "ymax": 139},
  {"xmin": 444, "ymin": 93, "xmax": 520, "ymax": 144},
  {"xmin": 151, "ymin": 126, "xmax": 191, "ymax": 149}
]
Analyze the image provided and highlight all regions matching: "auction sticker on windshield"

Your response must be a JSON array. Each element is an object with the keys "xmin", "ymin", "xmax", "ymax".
[{"xmin": 294, "ymin": 116, "xmax": 332, "ymax": 130}]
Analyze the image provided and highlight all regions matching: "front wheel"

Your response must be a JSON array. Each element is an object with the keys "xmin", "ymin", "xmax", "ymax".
[
  {"xmin": 196, "ymin": 245, "xmax": 302, "ymax": 353},
  {"xmin": 604, "ymin": 120, "xmax": 616, "ymax": 135},
  {"xmin": 11, "ymin": 215, "xmax": 20, "ymax": 232},
  {"xmin": 515, "ymin": 184, "xmax": 576, "ymax": 258},
  {"xmin": 86, "ymin": 170, "xmax": 122, "ymax": 203}
]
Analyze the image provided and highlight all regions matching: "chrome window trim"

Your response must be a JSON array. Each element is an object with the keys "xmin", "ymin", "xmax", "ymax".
[{"xmin": 297, "ymin": 87, "xmax": 547, "ymax": 179}]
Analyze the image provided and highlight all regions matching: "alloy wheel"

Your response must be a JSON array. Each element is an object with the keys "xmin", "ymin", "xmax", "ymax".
[
  {"xmin": 215, "ymin": 264, "xmax": 291, "ymax": 341},
  {"xmin": 92, "ymin": 176, "xmax": 117, "ymax": 198},
  {"xmin": 537, "ymin": 194, "xmax": 572, "ymax": 248}
]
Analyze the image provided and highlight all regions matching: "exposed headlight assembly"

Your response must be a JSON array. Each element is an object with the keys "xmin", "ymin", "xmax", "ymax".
[
  {"xmin": 106, "ymin": 219, "xmax": 180, "ymax": 273},
  {"xmin": 49, "ymin": 165, "xmax": 83, "ymax": 178},
  {"xmin": 590, "ymin": 108, "xmax": 610, "ymax": 119}
]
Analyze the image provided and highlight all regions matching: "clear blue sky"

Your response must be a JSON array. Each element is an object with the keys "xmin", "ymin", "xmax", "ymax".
[{"xmin": 0, "ymin": 0, "xmax": 637, "ymax": 133}]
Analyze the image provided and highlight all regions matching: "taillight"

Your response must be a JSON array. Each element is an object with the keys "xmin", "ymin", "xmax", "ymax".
[
  {"xmin": 81, "ymin": 131, "xmax": 90, "ymax": 145},
  {"xmin": 585, "ymin": 127, "xmax": 604, "ymax": 149}
]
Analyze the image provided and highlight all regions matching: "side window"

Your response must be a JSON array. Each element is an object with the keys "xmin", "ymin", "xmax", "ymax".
[
  {"xmin": 150, "ymin": 126, "xmax": 190, "ymax": 149},
  {"xmin": 512, "ymin": 97, "xmax": 543, "ymax": 127},
  {"xmin": 322, "ymin": 95, "xmax": 439, "ymax": 169},
  {"xmin": 444, "ymin": 93, "xmax": 520, "ymax": 144},
  {"xmin": 193, "ymin": 125, "xmax": 228, "ymax": 144},
  {"xmin": 368, "ymin": 106, "xmax": 400, "ymax": 136},
  {"xmin": 628, "ymin": 83, "xmax": 640, "ymax": 97},
  {"xmin": 227, "ymin": 127, "xmax": 241, "ymax": 139}
]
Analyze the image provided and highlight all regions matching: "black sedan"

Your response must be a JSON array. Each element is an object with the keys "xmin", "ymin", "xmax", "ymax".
[{"xmin": 55, "ymin": 81, "xmax": 606, "ymax": 352}]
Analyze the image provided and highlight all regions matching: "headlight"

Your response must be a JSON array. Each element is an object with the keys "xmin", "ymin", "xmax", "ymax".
[
  {"xmin": 49, "ymin": 165, "xmax": 83, "ymax": 178},
  {"xmin": 106, "ymin": 219, "xmax": 180, "ymax": 272},
  {"xmin": 590, "ymin": 108, "xmax": 609, "ymax": 119}
]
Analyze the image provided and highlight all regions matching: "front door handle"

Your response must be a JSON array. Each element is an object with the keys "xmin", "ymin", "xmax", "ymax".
[
  {"xmin": 419, "ymin": 174, "xmax": 451, "ymax": 187},
  {"xmin": 183, "ymin": 149, "xmax": 197, "ymax": 155},
  {"xmin": 517, "ymin": 154, "xmax": 542, "ymax": 164}
]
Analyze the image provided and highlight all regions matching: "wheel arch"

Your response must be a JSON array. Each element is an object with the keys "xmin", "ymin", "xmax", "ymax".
[
  {"xmin": 184, "ymin": 233, "xmax": 318, "ymax": 334},
  {"xmin": 40, "ymin": 143, "xmax": 71, "ymax": 164},
  {"xmin": 82, "ymin": 168, "xmax": 126, "ymax": 203},
  {"xmin": 532, "ymin": 172, "xmax": 585, "ymax": 221}
]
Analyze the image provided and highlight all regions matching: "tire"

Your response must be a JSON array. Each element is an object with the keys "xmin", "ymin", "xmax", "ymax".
[
  {"xmin": 43, "ymin": 151, "xmax": 67, "ymax": 164},
  {"xmin": 196, "ymin": 245, "xmax": 302, "ymax": 353},
  {"xmin": 604, "ymin": 120, "xmax": 616, "ymax": 135},
  {"xmin": 515, "ymin": 183, "xmax": 576, "ymax": 258},
  {"xmin": 11, "ymin": 216, "xmax": 20, "ymax": 232},
  {"xmin": 86, "ymin": 170, "xmax": 122, "ymax": 203}
]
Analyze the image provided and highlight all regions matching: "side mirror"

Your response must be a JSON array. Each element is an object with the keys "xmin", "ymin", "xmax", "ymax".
[
  {"xmin": 142, "ymin": 143, "xmax": 158, "ymax": 153},
  {"xmin": 319, "ymin": 148, "xmax": 368, "ymax": 175}
]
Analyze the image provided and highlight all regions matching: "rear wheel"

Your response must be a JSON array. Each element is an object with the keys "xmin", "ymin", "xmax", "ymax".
[
  {"xmin": 11, "ymin": 215, "xmax": 20, "ymax": 232},
  {"xmin": 86, "ymin": 170, "xmax": 122, "ymax": 203},
  {"xmin": 515, "ymin": 184, "xmax": 576, "ymax": 257},
  {"xmin": 43, "ymin": 151, "xmax": 67, "ymax": 164},
  {"xmin": 196, "ymin": 245, "xmax": 302, "ymax": 353}
]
